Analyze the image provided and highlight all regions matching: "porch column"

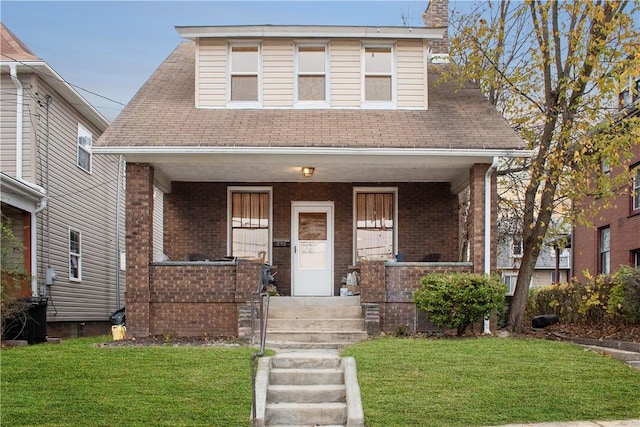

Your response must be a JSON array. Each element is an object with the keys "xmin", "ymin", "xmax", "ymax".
[
  {"xmin": 469, "ymin": 164, "xmax": 497, "ymax": 274},
  {"xmin": 125, "ymin": 163, "xmax": 154, "ymax": 337}
]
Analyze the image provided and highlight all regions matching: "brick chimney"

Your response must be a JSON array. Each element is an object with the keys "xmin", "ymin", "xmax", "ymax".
[{"xmin": 423, "ymin": 0, "xmax": 449, "ymax": 55}]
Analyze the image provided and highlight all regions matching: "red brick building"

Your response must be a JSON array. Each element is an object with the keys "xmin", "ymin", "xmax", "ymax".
[{"xmin": 95, "ymin": 6, "xmax": 527, "ymax": 338}]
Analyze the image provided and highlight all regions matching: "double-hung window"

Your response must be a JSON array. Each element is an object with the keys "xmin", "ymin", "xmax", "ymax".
[
  {"xmin": 229, "ymin": 44, "xmax": 260, "ymax": 105},
  {"xmin": 296, "ymin": 45, "xmax": 328, "ymax": 105},
  {"xmin": 599, "ymin": 226, "xmax": 610, "ymax": 274},
  {"xmin": 228, "ymin": 187, "xmax": 272, "ymax": 262},
  {"xmin": 354, "ymin": 188, "xmax": 397, "ymax": 262},
  {"xmin": 77, "ymin": 123, "xmax": 92, "ymax": 173},
  {"xmin": 69, "ymin": 228, "xmax": 81, "ymax": 281},
  {"xmin": 512, "ymin": 236, "xmax": 523, "ymax": 258},
  {"xmin": 362, "ymin": 45, "xmax": 394, "ymax": 106},
  {"xmin": 632, "ymin": 165, "xmax": 640, "ymax": 213}
]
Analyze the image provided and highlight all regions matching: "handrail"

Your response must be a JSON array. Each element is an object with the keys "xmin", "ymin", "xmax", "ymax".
[{"xmin": 250, "ymin": 261, "xmax": 270, "ymax": 423}]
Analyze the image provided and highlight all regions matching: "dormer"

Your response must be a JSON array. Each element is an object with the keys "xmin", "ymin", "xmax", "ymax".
[{"xmin": 175, "ymin": 25, "xmax": 447, "ymax": 111}]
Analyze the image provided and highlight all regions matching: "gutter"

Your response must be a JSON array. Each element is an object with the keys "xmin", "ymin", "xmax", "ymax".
[
  {"xmin": 9, "ymin": 64, "xmax": 23, "ymax": 179},
  {"xmin": 483, "ymin": 156, "xmax": 499, "ymax": 334}
]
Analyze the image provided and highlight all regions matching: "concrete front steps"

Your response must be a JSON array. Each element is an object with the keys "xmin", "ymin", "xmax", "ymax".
[
  {"xmin": 253, "ymin": 352, "xmax": 364, "ymax": 427},
  {"xmin": 265, "ymin": 296, "xmax": 369, "ymax": 349}
]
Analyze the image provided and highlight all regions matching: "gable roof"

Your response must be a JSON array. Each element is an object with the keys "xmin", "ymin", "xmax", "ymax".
[
  {"xmin": 0, "ymin": 23, "xmax": 39, "ymax": 61},
  {"xmin": 96, "ymin": 42, "xmax": 525, "ymax": 151}
]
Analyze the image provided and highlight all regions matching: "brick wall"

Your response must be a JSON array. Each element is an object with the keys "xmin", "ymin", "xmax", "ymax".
[
  {"xmin": 125, "ymin": 163, "xmax": 154, "ymax": 337},
  {"xmin": 360, "ymin": 260, "xmax": 473, "ymax": 334},
  {"xmin": 164, "ymin": 182, "xmax": 460, "ymax": 296},
  {"xmin": 573, "ymin": 144, "xmax": 640, "ymax": 279}
]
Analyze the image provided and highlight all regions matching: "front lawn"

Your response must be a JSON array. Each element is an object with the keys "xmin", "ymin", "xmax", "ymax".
[
  {"xmin": 1, "ymin": 336, "xmax": 256, "ymax": 426},
  {"xmin": 341, "ymin": 336, "xmax": 640, "ymax": 427},
  {"xmin": 2, "ymin": 336, "xmax": 639, "ymax": 426}
]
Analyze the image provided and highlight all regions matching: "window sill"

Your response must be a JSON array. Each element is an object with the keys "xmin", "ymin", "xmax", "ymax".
[{"xmin": 361, "ymin": 101, "xmax": 397, "ymax": 110}]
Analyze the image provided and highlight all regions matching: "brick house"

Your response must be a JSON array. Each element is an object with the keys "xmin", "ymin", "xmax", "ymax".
[
  {"xmin": 94, "ymin": 2, "xmax": 527, "ymax": 338},
  {"xmin": 573, "ymin": 76, "xmax": 640, "ymax": 279}
]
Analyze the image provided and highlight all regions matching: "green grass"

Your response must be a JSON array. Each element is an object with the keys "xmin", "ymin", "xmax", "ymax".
[
  {"xmin": 341, "ymin": 336, "xmax": 640, "ymax": 427},
  {"xmin": 1, "ymin": 336, "xmax": 259, "ymax": 426},
  {"xmin": 2, "ymin": 336, "xmax": 639, "ymax": 426}
]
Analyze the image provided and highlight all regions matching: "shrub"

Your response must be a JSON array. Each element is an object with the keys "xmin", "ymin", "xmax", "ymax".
[
  {"xmin": 528, "ymin": 267, "xmax": 640, "ymax": 326},
  {"xmin": 413, "ymin": 272, "xmax": 507, "ymax": 336}
]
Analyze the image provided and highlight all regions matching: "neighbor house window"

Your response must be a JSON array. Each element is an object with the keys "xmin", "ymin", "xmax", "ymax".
[
  {"xmin": 77, "ymin": 123, "xmax": 92, "ymax": 173},
  {"xmin": 363, "ymin": 46, "xmax": 393, "ymax": 104},
  {"xmin": 228, "ymin": 187, "xmax": 272, "ymax": 262},
  {"xmin": 632, "ymin": 165, "xmax": 640, "ymax": 213},
  {"xmin": 229, "ymin": 45, "xmax": 260, "ymax": 103},
  {"xmin": 69, "ymin": 228, "xmax": 81, "ymax": 281},
  {"xmin": 601, "ymin": 159, "xmax": 610, "ymax": 176},
  {"xmin": 354, "ymin": 188, "xmax": 397, "ymax": 262},
  {"xmin": 296, "ymin": 45, "xmax": 327, "ymax": 103},
  {"xmin": 502, "ymin": 274, "xmax": 517, "ymax": 296},
  {"xmin": 631, "ymin": 249, "xmax": 640, "ymax": 268},
  {"xmin": 599, "ymin": 226, "xmax": 610, "ymax": 274},
  {"xmin": 512, "ymin": 236, "xmax": 523, "ymax": 258}
]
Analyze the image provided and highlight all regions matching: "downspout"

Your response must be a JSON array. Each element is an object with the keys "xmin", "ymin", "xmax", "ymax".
[
  {"xmin": 9, "ymin": 64, "xmax": 23, "ymax": 179},
  {"xmin": 483, "ymin": 156, "xmax": 499, "ymax": 334},
  {"xmin": 33, "ymin": 198, "xmax": 48, "ymax": 296},
  {"xmin": 115, "ymin": 155, "xmax": 122, "ymax": 308}
]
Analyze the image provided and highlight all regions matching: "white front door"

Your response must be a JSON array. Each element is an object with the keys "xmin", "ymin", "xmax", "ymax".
[{"xmin": 292, "ymin": 202, "xmax": 334, "ymax": 296}]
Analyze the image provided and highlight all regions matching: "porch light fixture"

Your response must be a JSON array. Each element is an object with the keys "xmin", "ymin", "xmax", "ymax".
[{"xmin": 302, "ymin": 167, "xmax": 315, "ymax": 177}]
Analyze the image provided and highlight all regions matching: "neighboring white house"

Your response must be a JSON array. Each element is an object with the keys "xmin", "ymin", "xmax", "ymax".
[{"xmin": 0, "ymin": 23, "xmax": 125, "ymax": 338}]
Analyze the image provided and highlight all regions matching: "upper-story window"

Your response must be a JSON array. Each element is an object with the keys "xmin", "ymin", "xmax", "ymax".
[
  {"xmin": 229, "ymin": 44, "xmax": 261, "ymax": 105},
  {"xmin": 512, "ymin": 236, "xmax": 523, "ymax": 258},
  {"xmin": 296, "ymin": 45, "xmax": 328, "ymax": 105},
  {"xmin": 77, "ymin": 123, "xmax": 92, "ymax": 173},
  {"xmin": 632, "ymin": 165, "xmax": 640, "ymax": 213},
  {"xmin": 363, "ymin": 45, "xmax": 394, "ymax": 106}
]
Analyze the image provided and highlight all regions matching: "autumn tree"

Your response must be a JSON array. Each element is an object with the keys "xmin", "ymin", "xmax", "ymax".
[{"xmin": 446, "ymin": 0, "xmax": 640, "ymax": 332}]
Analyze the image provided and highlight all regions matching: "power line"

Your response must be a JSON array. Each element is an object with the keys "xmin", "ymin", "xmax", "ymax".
[{"xmin": 1, "ymin": 53, "xmax": 126, "ymax": 106}]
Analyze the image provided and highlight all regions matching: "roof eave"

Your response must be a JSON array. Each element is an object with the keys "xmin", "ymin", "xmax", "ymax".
[
  {"xmin": 175, "ymin": 25, "xmax": 444, "ymax": 41},
  {"xmin": 93, "ymin": 146, "xmax": 532, "ymax": 158},
  {"xmin": 0, "ymin": 60, "xmax": 110, "ymax": 131}
]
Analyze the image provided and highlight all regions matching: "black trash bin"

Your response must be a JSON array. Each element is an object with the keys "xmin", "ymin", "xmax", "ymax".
[{"xmin": 2, "ymin": 297, "xmax": 48, "ymax": 344}]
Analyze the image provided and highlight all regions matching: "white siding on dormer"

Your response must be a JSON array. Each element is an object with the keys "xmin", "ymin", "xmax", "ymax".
[
  {"xmin": 329, "ymin": 40, "xmax": 361, "ymax": 107},
  {"xmin": 263, "ymin": 39, "xmax": 294, "ymax": 107},
  {"xmin": 197, "ymin": 39, "xmax": 227, "ymax": 107},
  {"xmin": 397, "ymin": 40, "xmax": 427, "ymax": 109},
  {"xmin": 194, "ymin": 37, "xmax": 428, "ymax": 110}
]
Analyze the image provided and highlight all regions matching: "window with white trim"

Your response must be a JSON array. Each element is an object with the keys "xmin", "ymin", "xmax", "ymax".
[
  {"xmin": 632, "ymin": 165, "xmax": 640, "ymax": 213},
  {"xmin": 502, "ymin": 274, "xmax": 517, "ymax": 296},
  {"xmin": 354, "ymin": 188, "xmax": 397, "ymax": 262},
  {"xmin": 296, "ymin": 45, "xmax": 327, "ymax": 103},
  {"xmin": 363, "ymin": 46, "xmax": 393, "ymax": 103},
  {"xmin": 512, "ymin": 236, "xmax": 523, "ymax": 258},
  {"xmin": 77, "ymin": 123, "xmax": 92, "ymax": 173},
  {"xmin": 228, "ymin": 187, "xmax": 271, "ymax": 262},
  {"xmin": 229, "ymin": 45, "xmax": 260, "ymax": 103},
  {"xmin": 599, "ymin": 226, "xmax": 610, "ymax": 274},
  {"xmin": 69, "ymin": 228, "xmax": 82, "ymax": 281},
  {"xmin": 632, "ymin": 249, "xmax": 640, "ymax": 268}
]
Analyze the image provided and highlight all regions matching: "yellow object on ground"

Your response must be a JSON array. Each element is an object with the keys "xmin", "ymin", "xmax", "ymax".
[{"xmin": 111, "ymin": 325, "xmax": 126, "ymax": 340}]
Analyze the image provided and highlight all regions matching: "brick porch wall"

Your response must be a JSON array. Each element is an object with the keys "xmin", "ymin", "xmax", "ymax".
[{"xmin": 360, "ymin": 260, "xmax": 473, "ymax": 334}]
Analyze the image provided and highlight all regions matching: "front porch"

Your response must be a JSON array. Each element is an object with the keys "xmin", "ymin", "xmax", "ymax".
[{"xmin": 123, "ymin": 154, "xmax": 497, "ymax": 338}]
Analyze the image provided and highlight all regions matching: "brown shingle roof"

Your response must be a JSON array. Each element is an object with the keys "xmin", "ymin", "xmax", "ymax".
[
  {"xmin": 97, "ymin": 42, "xmax": 524, "ymax": 150},
  {"xmin": 1, "ymin": 23, "xmax": 40, "ymax": 61}
]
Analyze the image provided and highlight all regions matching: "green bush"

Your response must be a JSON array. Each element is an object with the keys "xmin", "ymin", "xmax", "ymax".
[
  {"xmin": 413, "ymin": 272, "xmax": 507, "ymax": 336},
  {"xmin": 528, "ymin": 267, "xmax": 640, "ymax": 325}
]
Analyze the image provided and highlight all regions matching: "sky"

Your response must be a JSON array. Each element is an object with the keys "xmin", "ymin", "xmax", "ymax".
[{"xmin": 0, "ymin": 0, "xmax": 467, "ymax": 121}]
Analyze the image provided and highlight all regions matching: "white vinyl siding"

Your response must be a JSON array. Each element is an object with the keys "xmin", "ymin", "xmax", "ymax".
[
  {"xmin": 329, "ymin": 40, "xmax": 361, "ymax": 107},
  {"xmin": 263, "ymin": 40, "xmax": 294, "ymax": 107},
  {"xmin": 197, "ymin": 39, "xmax": 227, "ymax": 107},
  {"xmin": 31, "ymin": 79, "xmax": 124, "ymax": 322},
  {"xmin": 396, "ymin": 40, "xmax": 427, "ymax": 109},
  {"xmin": 153, "ymin": 186, "xmax": 164, "ymax": 262}
]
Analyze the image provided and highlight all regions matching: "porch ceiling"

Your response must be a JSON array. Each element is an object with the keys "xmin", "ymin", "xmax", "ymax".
[{"xmin": 119, "ymin": 148, "xmax": 510, "ymax": 190}]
